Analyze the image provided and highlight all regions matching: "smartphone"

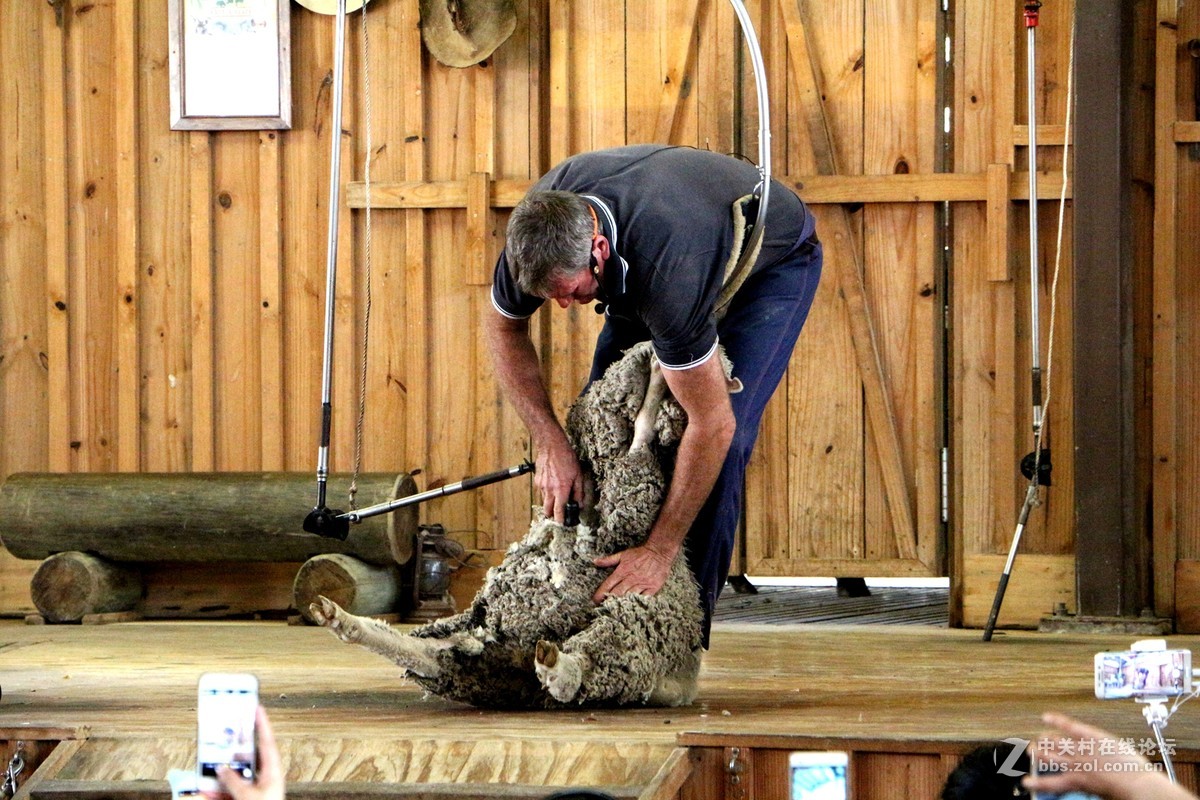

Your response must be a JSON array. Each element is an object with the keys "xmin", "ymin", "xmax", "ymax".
[
  {"xmin": 196, "ymin": 672, "xmax": 259, "ymax": 792},
  {"xmin": 1030, "ymin": 750, "xmax": 1102, "ymax": 800},
  {"xmin": 789, "ymin": 751, "xmax": 848, "ymax": 800},
  {"xmin": 1093, "ymin": 648, "xmax": 1192, "ymax": 699}
]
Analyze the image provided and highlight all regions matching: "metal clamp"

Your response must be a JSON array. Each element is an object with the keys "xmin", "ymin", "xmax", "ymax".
[{"xmin": 2, "ymin": 742, "xmax": 25, "ymax": 800}]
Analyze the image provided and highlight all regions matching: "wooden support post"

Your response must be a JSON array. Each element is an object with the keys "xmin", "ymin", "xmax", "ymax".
[
  {"xmin": 1073, "ymin": 0, "xmax": 1149, "ymax": 618},
  {"xmin": 1151, "ymin": 0, "xmax": 1181, "ymax": 619}
]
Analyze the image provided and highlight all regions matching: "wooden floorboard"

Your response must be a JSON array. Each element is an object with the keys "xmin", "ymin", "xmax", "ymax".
[
  {"xmin": 2, "ymin": 620, "xmax": 1198, "ymax": 785},
  {"xmin": 713, "ymin": 585, "xmax": 949, "ymax": 625}
]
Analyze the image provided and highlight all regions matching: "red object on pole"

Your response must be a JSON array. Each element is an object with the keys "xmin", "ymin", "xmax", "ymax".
[{"xmin": 1024, "ymin": 0, "xmax": 1042, "ymax": 28}]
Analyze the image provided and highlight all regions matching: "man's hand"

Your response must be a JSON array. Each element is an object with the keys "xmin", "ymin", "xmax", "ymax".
[
  {"xmin": 535, "ymin": 435, "xmax": 584, "ymax": 523},
  {"xmin": 592, "ymin": 544, "xmax": 676, "ymax": 601}
]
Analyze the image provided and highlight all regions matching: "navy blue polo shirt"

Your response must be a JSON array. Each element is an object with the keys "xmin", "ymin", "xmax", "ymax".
[{"xmin": 491, "ymin": 145, "xmax": 815, "ymax": 370}]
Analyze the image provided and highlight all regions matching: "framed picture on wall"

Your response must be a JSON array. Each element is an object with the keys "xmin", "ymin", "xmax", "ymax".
[{"xmin": 168, "ymin": 0, "xmax": 292, "ymax": 130}]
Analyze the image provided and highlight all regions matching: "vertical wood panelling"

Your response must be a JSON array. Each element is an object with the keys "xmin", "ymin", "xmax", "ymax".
[
  {"xmin": 115, "ymin": 0, "xmax": 141, "ymax": 472},
  {"xmin": 2, "ymin": 1, "xmax": 50, "ymax": 480},
  {"xmin": 854, "ymin": 752, "xmax": 945, "ymax": 800},
  {"xmin": 69, "ymin": 1, "xmax": 120, "ymax": 472},
  {"xmin": 139, "ymin": 2, "xmax": 191, "ymax": 473},
  {"xmin": 43, "ymin": 3, "xmax": 72, "ymax": 475},
  {"xmin": 863, "ymin": 0, "xmax": 936, "ymax": 560},
  {"xmin": 213, "ymin": 132, "xmax": 263, "ymax": 470},
  {"xmin": 0, "ymin": 0, "xmax": 49, "ymax": 611},
  {"xmin": 356, "ymin": 0, "xmax": 415, "ymax": 501},
  {"xmin": 1177, "ymin": 0, "xmax": 1200, "ymax": 565},
  {"xmin": 954, "ymin": 0, "xmax": 1002, "ymax": 560},
  {"xmin": 188, "ymin": 132, "xmax": 216, "ymax": 471},
  {"xmin": 398, "ymin": 0, "xmax": 429, "ymax": 507},
  {"xmin": 282, "ymin": 8, "xmax": 334, "ymax": 480},
  {"xmin": 259, "ymin": 131, "xmax": 285, "ymax": 471}
]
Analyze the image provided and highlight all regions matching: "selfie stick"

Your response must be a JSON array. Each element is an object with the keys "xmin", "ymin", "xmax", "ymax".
[
  {"xmin": 1140, "ymin": 699, "xmax": 1178, "ymax": 783},
  {"xmin": 983, "ymin": 0, "xmax": 1051, "ymax": 641},
  {"xmin": 303, "ymin": 0, "xmax": 351, "ymax": 540}
]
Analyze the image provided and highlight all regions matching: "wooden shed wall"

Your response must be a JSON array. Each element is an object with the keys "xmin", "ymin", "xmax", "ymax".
[{"xmin": 0, "ymin": 0, "xmax": 1179, "ymax": 628}]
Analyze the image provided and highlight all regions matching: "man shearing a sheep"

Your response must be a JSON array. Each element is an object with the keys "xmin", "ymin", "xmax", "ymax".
[{"xmin": 487, "ymin": 144, "xmax": 823, "ymax": 647}]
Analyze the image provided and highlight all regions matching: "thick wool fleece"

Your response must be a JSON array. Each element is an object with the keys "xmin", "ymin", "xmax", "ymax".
[{"xmin": 319, "ymin": 342, "xmax": 710, "ymax": 709}]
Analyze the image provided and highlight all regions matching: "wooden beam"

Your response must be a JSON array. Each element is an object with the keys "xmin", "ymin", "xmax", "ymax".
[
  {"xmin": 781, "ymin": 0, "xmax": 917, "ymax": 561},
  {"xmin": 465, "ymin": 173, "xmax": 497, "ymax": 288},
  {"xmin": 1172, "ymin": 121, "xmax": 1200, "ymax": 142},
  {"xmin": 1013, "ymin": 124, "xmax": 1071, "ymax": 146},
  {"xmin": 346, "ymin": 172, "xmax": 1070, "ymax": 209},
  {"xmin": 638, "ymin": 748, "xmax": 693, "ymax": 800}
]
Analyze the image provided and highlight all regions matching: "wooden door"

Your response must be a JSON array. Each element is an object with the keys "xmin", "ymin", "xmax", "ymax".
[{"xmin": 739, "ymin": 0, "xmax": 944, "ymax": 580}]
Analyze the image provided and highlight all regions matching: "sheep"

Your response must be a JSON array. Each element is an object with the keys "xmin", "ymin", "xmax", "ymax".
[{"xmin": 310, "ymin": 342, "xmax": 737, "ymax": 709}]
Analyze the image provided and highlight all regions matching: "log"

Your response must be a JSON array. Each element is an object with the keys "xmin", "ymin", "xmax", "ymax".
[
  {"xmin": 0, "ymin": 473, "xmax": 418, "ymax": 566},
  {"xmin": 32, "ymin": 552, "xmax": 143, "ymax": 623},
  {"xmin": 292, "ymin": 553, "xmax": 403, "ymax": 623}
]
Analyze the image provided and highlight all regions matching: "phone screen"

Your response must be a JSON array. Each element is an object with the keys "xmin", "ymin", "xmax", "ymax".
[
  {"xmin": 1094, "ymin": 649, "xmax": 1191, "ymax": 699},
  {"xmin": 197, "ymin": 674, "xmax": 258, "ymax": 788},
  {"xmin": 789, "ymin": 751, "xmax": 848, "ymax": 800}
]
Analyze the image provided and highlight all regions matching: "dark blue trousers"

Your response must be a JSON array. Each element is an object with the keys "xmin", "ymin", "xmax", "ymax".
[{"xmin": 588, "ymin": 233, "xmax": 823, "ymax": 647}]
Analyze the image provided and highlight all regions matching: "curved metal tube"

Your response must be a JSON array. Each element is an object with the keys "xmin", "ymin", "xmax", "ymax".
[{"xmin": 728, "ymin": 0, "xmax": 772, "ymax": 281}]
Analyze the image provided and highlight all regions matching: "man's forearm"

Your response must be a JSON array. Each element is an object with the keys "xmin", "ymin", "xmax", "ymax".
[
  {"xmin": 644, "ymin": 418, "xmax": 734, "ymax": 558},
  {"xmin": 485, "ymin": 314, "xmax": 567, "ymax": 447}
]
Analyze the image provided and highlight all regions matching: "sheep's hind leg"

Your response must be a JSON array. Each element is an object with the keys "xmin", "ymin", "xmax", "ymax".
[
  {"xmin": 629, "ymin": 355, "xmax": 667, "ymax": 454},
  {"xmin": 534, "ymin": 640, "xmax": 586, "ymax": 703},
  {"xmin": 646, "ymin": 648, "xmax": 702, "ymax": 707},
  {"xmin": 309, "ymin": 595, "xmax": 469, "ymax": 678}
]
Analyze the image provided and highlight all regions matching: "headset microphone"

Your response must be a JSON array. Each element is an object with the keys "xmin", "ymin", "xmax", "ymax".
[{"xmin": 594, "ymin": 302, "xmax": 606, "ymax": 315}]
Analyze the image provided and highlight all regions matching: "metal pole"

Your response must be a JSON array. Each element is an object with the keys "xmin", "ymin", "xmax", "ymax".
[
  {"xmin": 314, "ymin": 0, "xmax": 348, "ymax": 512},
  {"xmin": 1026, "ymin": 0, "xmax": 1044, "ymax": 437},
  {"xmin": 983, "ymin": 0, "xmax": 1044, "ymax": 641},
  {"xmin": 340, "ymin": 461, "xmax": 535, "ymax": 524}
]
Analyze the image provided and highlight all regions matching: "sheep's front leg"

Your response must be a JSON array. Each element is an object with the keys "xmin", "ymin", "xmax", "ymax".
[
  {"xmin": 630, "ymin": 355, "xmax": 666, "ymax": 454},
  {"xmin": 310, "ymin": 595, "xmax": 474, "ymax": 678},
  {"xmin": 534, "ymin": 640, "xmax": 586, "ymax": 702}
]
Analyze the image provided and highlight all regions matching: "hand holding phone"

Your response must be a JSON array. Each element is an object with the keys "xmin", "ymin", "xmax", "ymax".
[
  {"xmin": 196, "ymin": 673, "xmax": 259, "ymax": 794},
  {"xmin": 209, "ymin": 705, "xmax": 285, "ymax": 800}
]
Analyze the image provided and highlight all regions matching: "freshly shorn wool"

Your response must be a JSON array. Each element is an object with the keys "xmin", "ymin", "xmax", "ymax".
[{"xmin": 311, "ymin": 342, "xmax": 734, "ymax": 708}]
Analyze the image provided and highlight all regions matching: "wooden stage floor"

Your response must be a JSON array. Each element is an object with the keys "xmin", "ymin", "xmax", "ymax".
[{"xmin": 3, "ymin": 620, "xmax": 1200, "ymax": 796}]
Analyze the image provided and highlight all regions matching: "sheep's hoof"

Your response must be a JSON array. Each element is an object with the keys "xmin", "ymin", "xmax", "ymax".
[
  {"xmin": 535, "ymin": 640, "xmax": 582, "ymax": 702},
  {"xmin": 309, "ymin": 595, "xmax": 363, "ymax": 644}
]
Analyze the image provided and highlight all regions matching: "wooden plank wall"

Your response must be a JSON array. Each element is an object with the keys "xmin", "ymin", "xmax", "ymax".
[
  {"xmin": 1160, "ymin": 0, "xmax": 1200, "ymax": 631},
  {"xmin": 0, "ymin": 0, "xmax": 1169, "ymax": 628}
]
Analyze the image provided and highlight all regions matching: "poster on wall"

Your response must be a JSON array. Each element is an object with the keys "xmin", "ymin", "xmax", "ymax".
[{"xmin": 168, "ymin": 0, "xmax": 292, "ymax": 130}]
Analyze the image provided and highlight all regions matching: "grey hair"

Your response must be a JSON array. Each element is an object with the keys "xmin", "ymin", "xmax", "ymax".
[{"xmin": 505, "ymin": 190, "xmax": 594, "ymax": 298}]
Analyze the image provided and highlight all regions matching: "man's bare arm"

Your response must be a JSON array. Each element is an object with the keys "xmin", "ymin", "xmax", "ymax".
[
  {"xmin": 484, "ymin": 309, "xmax": 583, "ymax": 521},
  {"xmin": 593, "ymin": 352, "xmax": 735, "ymax": 598}
]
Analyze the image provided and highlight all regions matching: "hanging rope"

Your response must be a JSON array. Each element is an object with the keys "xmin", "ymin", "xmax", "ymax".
[
  {"xmin": 348, "ymin": 0, "xmax": 375, "ymax": 510},
  {"xmin": 1029, "ymin": 14, "xmax": 1075, "ymax": 487}
]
